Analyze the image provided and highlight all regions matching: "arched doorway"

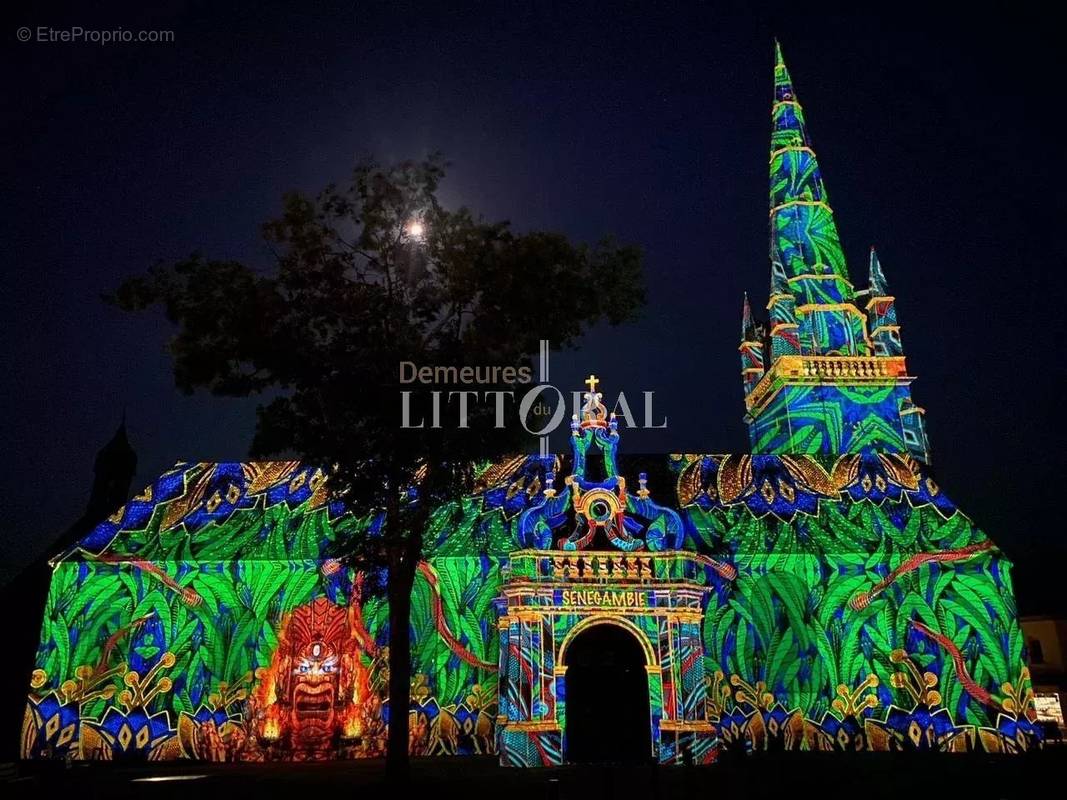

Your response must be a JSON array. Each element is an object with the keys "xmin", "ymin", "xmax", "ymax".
[{"xmin": 563, "ymin": 621, "xmax": 652, "ymax": 763}]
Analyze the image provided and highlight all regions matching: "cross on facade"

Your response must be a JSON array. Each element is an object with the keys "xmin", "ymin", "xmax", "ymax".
[{"xmin": 584, "ymin": 374, "xmax": 599, "ymax": 393}]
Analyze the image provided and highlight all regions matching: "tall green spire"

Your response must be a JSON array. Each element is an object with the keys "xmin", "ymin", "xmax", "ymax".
[{"xmin": 769, "ymin": 41, "xmax": 852, "ymax": 303}]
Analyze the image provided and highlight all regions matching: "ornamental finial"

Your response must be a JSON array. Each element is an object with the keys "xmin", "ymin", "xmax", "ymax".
[{"xmin": 580, "ymin": 374, "xmax": 608, "ymax": 428}]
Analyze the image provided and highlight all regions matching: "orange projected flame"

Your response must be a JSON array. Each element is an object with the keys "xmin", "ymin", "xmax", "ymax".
[
  {"xmin": 262, "ymin": 707, "xmax": 282, "ymax": 741},
  {"xmin": 342, "ymin": 707, "xmax": 362, "ymax": 739}
]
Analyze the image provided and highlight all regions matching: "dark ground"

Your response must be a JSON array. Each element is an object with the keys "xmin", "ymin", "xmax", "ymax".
[{"xmin": 5, "ymin": 751, "xmax": 1065, "ymax": 800}]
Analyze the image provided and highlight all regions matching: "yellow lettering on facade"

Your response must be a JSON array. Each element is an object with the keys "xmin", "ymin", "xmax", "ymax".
[{"xmin": 560, "ymin": 589, "xmax": 647, "ymax": 607}]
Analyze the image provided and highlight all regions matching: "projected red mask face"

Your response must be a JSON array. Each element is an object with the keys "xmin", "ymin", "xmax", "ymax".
[
  {"xmin": 290, "ymin": 639, "xmax": 341, "ymax": 742},
  {"xmin": 266, "ymin": 598, "xmax": 359, "ymax": 757}
]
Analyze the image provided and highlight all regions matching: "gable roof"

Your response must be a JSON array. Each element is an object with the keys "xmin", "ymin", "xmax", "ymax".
[{"xmin": 54, "ymin": 452, "xmax": 995, "ymax": 567}]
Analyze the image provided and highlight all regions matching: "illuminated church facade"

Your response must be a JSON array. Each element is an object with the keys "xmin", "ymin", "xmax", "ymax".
[{"xmin": 21, "ymin": 45, "xmax": 1038, "ymax": 765}]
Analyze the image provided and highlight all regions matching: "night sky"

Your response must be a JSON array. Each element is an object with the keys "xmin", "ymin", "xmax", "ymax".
[{"xmin": 3, "ymin": 2, "xmax": 1064, "ymax": 613}]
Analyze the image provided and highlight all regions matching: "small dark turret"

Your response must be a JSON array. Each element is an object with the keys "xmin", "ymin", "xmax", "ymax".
[
  {"xmin": 0, "ymin": 419, "xmax": 136, "ymax": 760},
  {"xmin": 86, "ymin": 417, "xmax": 137, "ymax": 526}
]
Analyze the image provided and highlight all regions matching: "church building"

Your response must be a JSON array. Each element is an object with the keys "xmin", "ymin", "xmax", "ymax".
[{"xmin": 21, "ymin": 45, "xmax": 1038, "ymax": 765}]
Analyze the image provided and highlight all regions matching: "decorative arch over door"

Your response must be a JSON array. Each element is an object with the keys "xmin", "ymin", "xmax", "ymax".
[{"xmin": 494, "ymin": 550, "xmax": 720, "ymax": 767}]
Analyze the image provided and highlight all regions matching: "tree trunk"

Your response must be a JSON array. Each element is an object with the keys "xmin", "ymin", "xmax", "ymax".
[{"xmin": 384, "ymin": 498, "xmax": 419, "ymax": 783}]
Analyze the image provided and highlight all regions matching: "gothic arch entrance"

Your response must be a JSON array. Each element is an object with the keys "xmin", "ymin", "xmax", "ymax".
[{"xmin": 562, "ymin": 621, "xmax": 651, "ymax": 763}]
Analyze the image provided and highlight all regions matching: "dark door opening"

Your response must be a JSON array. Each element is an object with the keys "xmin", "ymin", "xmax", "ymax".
[{"xmin": 564, "ymin": 622, "xmax": 651, "ymax": 763}]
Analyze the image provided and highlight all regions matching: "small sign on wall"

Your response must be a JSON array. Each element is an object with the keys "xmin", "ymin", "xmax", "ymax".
[{"xmin": 1034, "ymin": 693, "xmax": 1064, "ymax": 725}]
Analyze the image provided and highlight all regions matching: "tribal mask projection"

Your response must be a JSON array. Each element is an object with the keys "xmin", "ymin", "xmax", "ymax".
[
  {"xmin": 22, "ymin": 44, "xmax": 1039, "ymax": 765},
  {"xmin": 259, "ymin": 598, "xmax": 365, "ymax": 758}
]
